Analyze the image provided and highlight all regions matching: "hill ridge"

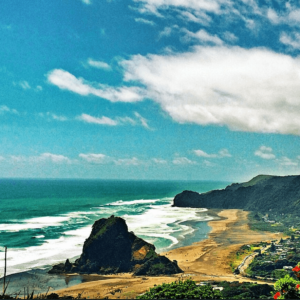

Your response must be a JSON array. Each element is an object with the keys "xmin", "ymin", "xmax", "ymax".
[{"xmin": 173, "ymin": 174, "xmax": 300, "ymax": 214}]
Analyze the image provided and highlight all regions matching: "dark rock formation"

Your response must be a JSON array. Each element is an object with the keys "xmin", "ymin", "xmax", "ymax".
[
  {"xmin": 134, "ymin": 256, "xmax": 182, "ymax": 276},
  {"xmin": 49, "ymin": 215, "xmax": 182, "ymax": 276},
  {"xmin": 173, "ymin": 174, "xmax": 300, "ymax": 214}
]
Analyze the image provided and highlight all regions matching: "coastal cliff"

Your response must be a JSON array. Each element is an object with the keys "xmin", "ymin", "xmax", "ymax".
[
  {"xmin": 49, "ymin": 215, "xmax": 182, "ymax": 276},
  {"xmin": 173, "ymin": 174, "xmax": 300, "ymax": 214}
]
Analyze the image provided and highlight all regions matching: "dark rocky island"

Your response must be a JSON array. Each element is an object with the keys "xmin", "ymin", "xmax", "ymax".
[
  {"xmin": 173, "ymin": 174, "xmax": 300, "ymax": 214},
  {"xmin": 49, "ymin": 215, "xmax": 182, "ymax": 276}
]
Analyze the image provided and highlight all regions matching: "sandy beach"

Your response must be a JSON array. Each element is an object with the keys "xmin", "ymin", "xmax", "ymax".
[{"xmin": 50, "ymin": 209, "xmax": 282, "ymax": 299}]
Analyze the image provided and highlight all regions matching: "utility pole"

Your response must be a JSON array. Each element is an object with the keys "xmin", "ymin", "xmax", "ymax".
[{"xmin": 3, "ymin": 247, "xmax": 7, "ymax": 296}]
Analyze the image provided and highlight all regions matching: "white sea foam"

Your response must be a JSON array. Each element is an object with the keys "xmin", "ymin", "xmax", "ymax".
[
  {"xmin": 108, "ymin": 198, "xmax": 162, "ymax": 206},
  {"xmin": 124, "ymin": 204, "xmax": 209, "ymax": 250},
  {"xmin": 0, "ymin": 197, "xmax": 213, "ymax": 276},
  {"xmin": 0, "ymin": 216, "xmax": 70, "ymax": 232},
  {"xmin": 0, "ymin": 225, "xmax": 92, "ymax": 276},
  {"xmin": 0, "ymin": 210, "xmax": 98, "ymax": 233}
]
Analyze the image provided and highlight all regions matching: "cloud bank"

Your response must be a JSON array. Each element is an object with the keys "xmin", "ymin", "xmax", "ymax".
[{"xmin": 123, "ymin": 46, "xmax": 300, "ymax": 135}]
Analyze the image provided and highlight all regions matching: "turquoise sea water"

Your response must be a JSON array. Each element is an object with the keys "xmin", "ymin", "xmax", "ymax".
[{"xmin": 0, "ymin": 179, "xmax": 228, "ymax": 276}]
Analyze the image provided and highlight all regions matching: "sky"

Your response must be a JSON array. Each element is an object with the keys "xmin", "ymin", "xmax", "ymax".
[{"xmin": 1, "ymin": 0, "xmax": 300, "ymax": 181}]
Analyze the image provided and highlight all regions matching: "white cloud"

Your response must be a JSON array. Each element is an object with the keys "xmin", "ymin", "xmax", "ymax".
[
  {"xmin": 0, "ymin": 105, "xmax": 18, "ymax": 115},
  {"xmin": 223, "ymin": 31, "xmax": 238, "ymax": 43},
  {"xmin": 193, "ymin": 149, "xmax": 217, "ymax": 158},
  {"xmin": 267, "ymin": 8, "xmax": 280, "ymax": 24},
  {"xmin": 79, "ymin": 154, "xmax": 168, "ymax": 166},
  {"xmin": 135, "ymin": 18, "xmax": 155, "ymax": 26},
  {"xmin": 47, "ymin": 69, "xmax": 144, "ymax": 102},
  {"xmin": 277, "ymin": 156, "xmax": 298, "ymax": 166},
  {"xmin": 38, "ymin": 153, "xmax": 71, "ymax": 163},
  {"xmin": 193, "ymin": 148, "xmax": 231, "ymax": 158},
  {"xmin": 134, "ymin": 112, "xmax": 150, "ymax": 129},
  {"xmin": 122, "ymin": 46, "xmax": 300, "ymax": 135},
  {"xmin": 287, "ymin": 9, "xmax": 300, "ymax": 24},
  {"xmin": 87, "ymin": 58, "xmax": 111, "ymax": 70},
  {"xmin": 244, "ymin": 19, "xmax": 256, "ymax": 30},
  {"xmin": 134, "ymin": 0, "xmax": 221, "ymax": 14},
  {"xmin": 180, "ymin": 11, "xmax": 211, "ymax": 25},
  {"xmin": 114, "ymin": 157, "xmax": 142, "ymax": 166},
  {"xmin": 183, "ymin": 29, "xmax": 223, "ymax": 45},
  {"xmin": 280, "ymin": 32, "xmax": 300, "ymax": 50},
  {"xmin": 266, "ymin": 7, "xmax": 300, "ymax": 26},
  {"xmin": 133, "ymin": 0, "xmax": 268, "ymax": 31},
  {"xmin": 50, "ymin": 113, "xmax": 68, "ymax": 122},
  {"xmin": 11, "ymin": 153, "xmax": 71, "ymax": 164},
  {"xmin": 218, "ymin": 149, "xmax": 232, "ymax": 157},
  {"xmin": 203, "ymin": 160, "xmax": 215, "ymax": 167},
  {"xmin": 76, "ymin": 113, "xmax": 149, "ymax": 128},
  {"xmin": 10, "ymin": 155, "xmax": 26, "ymax": 163},
  {"xmin": 254, "ymin": 146, "xmax": 276, "ymax": 160},
  {"xmin": 79, "ymin": 153, "xmax": 108, "ymax": 164},
  {"xmin": 133, "ymin": 0, "xmax": 300, "ymax": 36},
  {"xmin": 159, "ymin": 27, "xmax": 173, "ymax": 38},
  {"xmin": 39, "ymin": 112, "xmax": 68, "ymax": 122},
  {"xmin": 117, "ymin": 116, "xmax": 136, "ymax": 125},
  {"xmin": 77, "ymin": 113, "xmax": 118, "ymax": 126},
  {"xmin": 134, "ymin": 0, "xmax": 300, "ymax": 35},
  {"xmin": 172, "ymin": 157, "xmax": 197, "ymax": 165},
  {"xmin": 152, "ymin": 158, "xmax": 167, "ymax": 164},
  {"xmin": 81, "ymin": 0, "xmax": 91, "ymax": 4},
  {"xmin": 19, "ymin": 81, "xmax": 31, "ymax": 90}
]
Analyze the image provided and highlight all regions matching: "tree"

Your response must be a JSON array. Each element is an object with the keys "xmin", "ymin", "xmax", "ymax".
[
  {"xmin": 271, "ymin": 243, "xmax": 276, "ymax": 252},
  {"xmin": 136, "ymin": 279, "xmax": 221, "ymax": 299}
]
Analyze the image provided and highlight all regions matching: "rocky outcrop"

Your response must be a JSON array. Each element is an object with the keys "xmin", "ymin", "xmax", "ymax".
[
  {"xmin": 173, "ymin": 174, "xmax": 300, "ymax": 214},
  {"xmin": 49, "ymin": 215, "xmax": 182, "ymax": 276},
  {"xmin": 134, "ymin": 257, "xmax": 182, "ymax": 276}
]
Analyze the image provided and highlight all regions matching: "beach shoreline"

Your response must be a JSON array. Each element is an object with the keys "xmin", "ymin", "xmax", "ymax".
[
  {"xmin": 47, "ymin": 209, "xmax": 282, "ymax": 299},
  {"xmin": 0, "ymin": 207, "xmax": 218, "ymax": 297}
]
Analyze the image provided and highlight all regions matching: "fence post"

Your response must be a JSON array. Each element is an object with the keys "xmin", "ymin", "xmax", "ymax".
[{"xmin": 3, "ymin": 246, "xmax": 7, "ymax": 295}]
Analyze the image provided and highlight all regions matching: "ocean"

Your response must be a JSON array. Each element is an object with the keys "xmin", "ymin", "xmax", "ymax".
[{"xmin": 0, "ymin": 179, "xmax": 228, "ymax": 277}]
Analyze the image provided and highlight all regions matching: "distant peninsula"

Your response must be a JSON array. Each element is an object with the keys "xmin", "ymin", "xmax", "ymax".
[{"xmin": 173, "ymin": 174, "xmax": 300, "ymax": 214}]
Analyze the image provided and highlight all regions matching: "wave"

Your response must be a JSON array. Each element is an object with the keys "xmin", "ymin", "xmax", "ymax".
[
  {"xmin": 0, "ymin": 216, "xmax": 71, "ymax": 232},
  {"xmin": 0, "ymin": 225, "xmax": 93, "ymax": 276},
  {"xmin": 123, "ymin": 204, "xmax": 209, "ymax": 250},
  {"xmin": 108, "ymin": 198, "xmax": 162, "ymax": 206},
  {"xmin": 0, "ymin": 197, "xmax": 213, "ymax": 276}
]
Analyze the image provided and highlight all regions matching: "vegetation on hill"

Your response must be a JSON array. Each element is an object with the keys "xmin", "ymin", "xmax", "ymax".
[
  {"xmin": 229, "ymin": 242, "xmax": 267, "ymax": 273},
  {"xmin": 216, "ymin": 281, "xmax": 273, "ymax": 299},
  {"xmin": 136, "ymin": 279, "xmax": 221, "ymax": 299},
  {"xmin": 243, "ymin": 237, "xmax": 300, "ymax": 281},
  {"xmin": 173, "ymin": 175, "xmax": 300, "ymax": 218},
  {"xmin": 248, "ymin": 211, "xmax": 300, "ymax": 236},
  {"xmin": 136, "ymin": 279, "xmax": 274, "ymax": 299}
]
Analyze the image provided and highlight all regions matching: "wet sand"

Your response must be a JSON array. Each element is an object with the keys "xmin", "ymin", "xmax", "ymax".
[{"xmin": 52, "ymin": 209, "xmax": 282, "ymax": 299}]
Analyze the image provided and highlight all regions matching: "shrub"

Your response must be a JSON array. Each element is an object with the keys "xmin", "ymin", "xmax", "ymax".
[
  {"xmin": 273, "ymin": 264, "xmax": 300, "ymax": 299},
  {"xmin": 136, "ymin": 279, "xmax": 221, "ymax": 299}
]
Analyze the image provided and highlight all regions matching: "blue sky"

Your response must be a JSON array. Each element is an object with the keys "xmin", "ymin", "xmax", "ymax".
[{"xmin": 1, "ymin": 0, "xmax": 300, "ymax": 181}]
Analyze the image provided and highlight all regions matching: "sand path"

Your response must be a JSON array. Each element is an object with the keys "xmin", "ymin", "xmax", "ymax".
[{"xmin": 53, "ymin": 209, "xmax": 282, "ymax": 299}]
